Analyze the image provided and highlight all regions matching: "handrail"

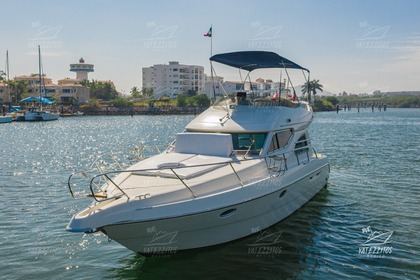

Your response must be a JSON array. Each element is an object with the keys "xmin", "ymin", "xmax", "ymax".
[
  {"xmin": 89, "ymin": 174, "xmax": 130, "ymax": 202},
  {"xmin": 170, "ymin": 168, "xmax": 197, "ymax": 198},
  {"xmin": 68, "ymin": 143, "xmax": 319, "ymax": 201}
]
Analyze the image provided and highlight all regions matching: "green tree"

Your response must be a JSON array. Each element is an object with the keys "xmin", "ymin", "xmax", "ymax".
[
  {"xmin": 176, "ymin": 94, "xmax": 188, "ymax": 107},
  {"xmin": 83, "ymin": 80, "xmax": 118, "ymax": 101},
  {"xmin": 188, "ymin": 94, "xmax": 210, "ymax": 107},
  {"xmin": 82, "ymin": 98, "xmax": 100, "ymax": 109},
  {"xmin": 130, "ymin": 86, "xmax": 141, "ymax": 98},
  {"xmin": 109, "ymin": 97, "xmax": 133, "ymax": 108},
  {"xmin": 141, "ymin": 87, "xmax": 154, "ymax": 99},
  {"xmin": 186, "ymin": 89, "xmax": 197, "ymax": 97},
  {"xmin": 0, "ymin": 70, "xmax": 6, "ymax": 82},
  {"xmin": 302, "ymin": 79, "xmax": 323, "ymax": 103},
  {"xmin": 325, "ymin": 96, "xmax": 339, "ymax": 105},
  {"xmin": 8, "ymin": 80, "xmax": 28, "ymax": 103}
]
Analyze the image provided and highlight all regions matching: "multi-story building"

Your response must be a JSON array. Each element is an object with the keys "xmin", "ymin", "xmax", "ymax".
[{"xmin": 142, "ymin": 61, "xmax": 205, "ymax": 98}]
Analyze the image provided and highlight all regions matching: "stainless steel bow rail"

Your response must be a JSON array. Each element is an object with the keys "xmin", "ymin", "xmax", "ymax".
[{"xmin": 68, "ymin": 143, "xmax": 317, "ymax": 202}]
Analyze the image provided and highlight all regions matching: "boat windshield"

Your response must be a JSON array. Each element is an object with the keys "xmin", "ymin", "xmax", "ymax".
[
  {"xmin": 213, "ymin": 96, "xmax": 234, "ymax": 108},
  {"xmin": 213, "ymin": 94, "xmax": 300, "ymax": 109},
  {"xmin": 231, "ymin": 133, "xmax": 266, "ymax": 152}
]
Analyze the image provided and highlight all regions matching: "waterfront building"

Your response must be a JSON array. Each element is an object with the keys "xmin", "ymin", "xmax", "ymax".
[
  {"xmin": 70, "ymin": 58, "xmax": 94, "ymax": 80},
  {"xmin": 142, "ymin": 61, "xmax": 205, "ymax": 98},
  {"xmin": 57, "ymin": 78, "xmax": 90, "ymax": 103},
  {"xmin": 0, "ymin": 57, "xmax": 114, "ymax": 104}
]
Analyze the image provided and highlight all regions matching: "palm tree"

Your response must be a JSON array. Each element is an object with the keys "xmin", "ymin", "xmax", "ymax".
[
  {"xmin": 130, "ymin": 86, "xmax": 141, "ymax": 98},
  {"xmin": 0, "ymin": 70, "xmax": 6, "ymax": 82},
  {"xmin": 302, "ymin": 79, "xmax": 323, "ymax": 103}
]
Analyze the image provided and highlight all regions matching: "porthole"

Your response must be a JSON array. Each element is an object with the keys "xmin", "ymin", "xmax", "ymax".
[
  {"xmin": 220, "ymin": 208, "xmax": 236, "ymax": 218},
  {"xmin": 279, "ymin": 190, "xmax": 287, "ymax": 198}
]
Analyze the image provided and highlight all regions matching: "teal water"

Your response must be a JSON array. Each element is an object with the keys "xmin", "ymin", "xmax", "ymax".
[{"xmin": 0, "ymin": 109, "xmax": 419, "ymax": 279}]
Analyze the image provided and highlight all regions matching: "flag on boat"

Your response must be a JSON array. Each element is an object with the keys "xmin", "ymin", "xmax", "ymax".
[
  {"xmin": 271, "ymin": 89, "xmax": 278, "ymax": 101},
  {"xmin": 204, "ymin": 27, "xmax": 212, "ymax": 37}
]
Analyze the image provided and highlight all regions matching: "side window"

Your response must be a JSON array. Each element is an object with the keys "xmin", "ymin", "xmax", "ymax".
[{"xmin": 268, "ymin": 130, "xmax": 293, "ymax": 153}]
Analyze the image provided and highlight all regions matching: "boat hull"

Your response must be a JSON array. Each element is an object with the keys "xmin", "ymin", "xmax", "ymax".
[
  {"xmin": 102, "ymin": 162, "xmax": 329, "ymax": 254},
  {"xmin": 24, "ymin": 111, "xmax": 59, "ymax": 121},
  {"xmin": 0, "ymin": 116, "xmax": 12, "ymax": 123}
]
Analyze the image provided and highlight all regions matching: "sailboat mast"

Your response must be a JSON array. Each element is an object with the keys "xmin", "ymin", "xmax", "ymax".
[
  {"xmin": 6, "ymin": 50, "xmax": 9, "ymax": 81},
  {"xmin": 38, "ymin": 45, "xmax": 42, "ymax": 110},
  {"xmin": 6, "ymin": 50, "xmax": 10, "ymax": 102}
]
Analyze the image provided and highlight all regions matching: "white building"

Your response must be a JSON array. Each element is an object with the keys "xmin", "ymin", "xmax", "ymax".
[
  {"xmin": 70, "ymin": 58, "xmax": 94, "ymax": 80},
  {"xmin": 142, "ymin": 61, "xmax": 205, "ymax": 98}
]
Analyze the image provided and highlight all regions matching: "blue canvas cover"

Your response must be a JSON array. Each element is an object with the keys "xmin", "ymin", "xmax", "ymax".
[
  {"xmin": 20, "ymin": 96, "xmax": 55, "ymax": 104},
  {"xmin": 210, "ymin": 51, "xmax": 309, "ymax": 72}
]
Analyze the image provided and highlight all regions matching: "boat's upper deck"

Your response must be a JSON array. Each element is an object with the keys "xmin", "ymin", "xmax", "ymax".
[{"xmin": 185, "ymin": 96, "xmax": 313, "ymax": 134}]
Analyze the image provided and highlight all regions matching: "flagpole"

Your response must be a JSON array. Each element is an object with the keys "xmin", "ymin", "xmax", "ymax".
[{"xmin": 210, "ymin": 25, "xmax": 213, "ymax": 57}]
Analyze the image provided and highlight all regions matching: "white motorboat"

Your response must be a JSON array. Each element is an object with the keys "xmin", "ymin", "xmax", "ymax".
[{"xmin": 67, "ymin": 51, "xmax": 329, "ymax": 255}]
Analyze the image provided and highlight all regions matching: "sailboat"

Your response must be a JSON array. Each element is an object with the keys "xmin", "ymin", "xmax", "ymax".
[{"xmin": 23, "ymin": 45, "xmax": 59, "ymax": 121}]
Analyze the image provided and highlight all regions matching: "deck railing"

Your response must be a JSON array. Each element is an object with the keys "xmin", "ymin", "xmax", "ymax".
[{"xmin": 68, "ymin": 143, "xmax": 317, "ymax": 202}]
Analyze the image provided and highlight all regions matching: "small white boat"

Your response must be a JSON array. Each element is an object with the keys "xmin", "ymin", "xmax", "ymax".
[
  {"xmin": 24, "ymin": 109, "xmax": 59, "ymax": 121},
  {"xmin": 67, "ymin": 51, "xmax": 329, "ymax": 255},
  {"xmin": 73, "ymin": 111, "xmax": 84, "ymax": 116}
]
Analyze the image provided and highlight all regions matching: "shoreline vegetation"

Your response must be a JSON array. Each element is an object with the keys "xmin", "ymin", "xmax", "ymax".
[
  {"xmin": 60, "ymin": 105, "xmax": 206, "ymax": 116},
  {"xmin": 9, "ymin": 93, "xmax": 419, "ymax": 117},
  {"xmin": 59, "ymin": 94, "xmax": 418, "ymax": 116},
  {"xmin": 312, "ymin": 94, "xmax": 420, "ymax": 112}
]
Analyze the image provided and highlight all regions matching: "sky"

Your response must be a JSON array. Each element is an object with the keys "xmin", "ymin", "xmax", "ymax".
[{"xmin": 1, "ymin": 0, "xmax": 420, "ymax": 95}]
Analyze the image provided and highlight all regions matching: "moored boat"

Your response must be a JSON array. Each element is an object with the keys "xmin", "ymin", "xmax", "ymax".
[
  {"xmin": 0, "ymin": 115, "xmax": 12, "ymax": 123},
  {"xmin": 20, "ymin": 46, "xmax": 59, "ymax": 122},
  {"xmin": 66, "ymin": 51, "xmax": 329, "ymax": 255}
]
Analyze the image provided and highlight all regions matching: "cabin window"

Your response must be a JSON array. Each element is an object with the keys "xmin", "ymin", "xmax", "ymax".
[
  {"xmin": 231, "ymin": 133, "xmax": 266, "ymax": 151},
  {"xmin": 268, "ymin": 129, "xmax": 293, "ymax": 153}
]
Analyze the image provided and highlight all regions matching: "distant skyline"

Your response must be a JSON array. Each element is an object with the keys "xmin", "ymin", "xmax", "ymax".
[{"xmin": 1, "ymin": 0, "xmax": 420, "ymax": 95}]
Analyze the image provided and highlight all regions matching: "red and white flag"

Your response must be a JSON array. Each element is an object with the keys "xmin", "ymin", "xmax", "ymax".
[
  {"xmin": 271, "ymin": 89, "xmax": 279, "ymax": 100},
  {"xmin": 204, "ymin": 27, "xmax": 212, "ymax": 37}
]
